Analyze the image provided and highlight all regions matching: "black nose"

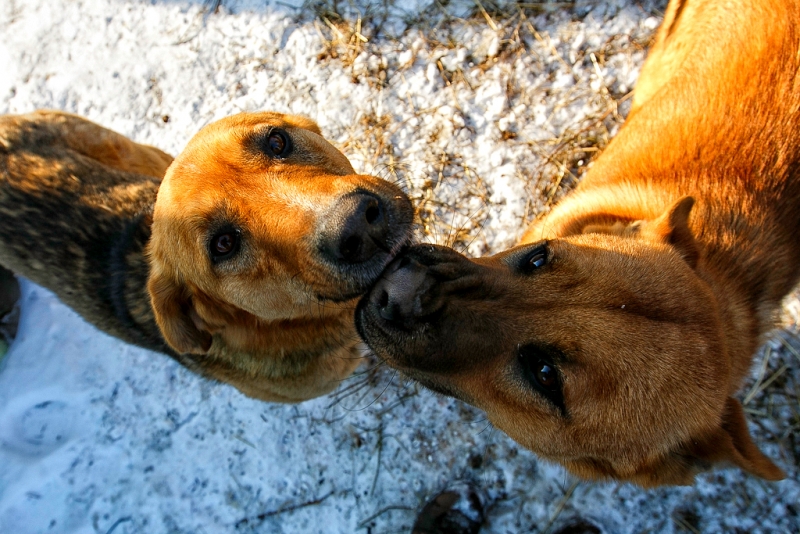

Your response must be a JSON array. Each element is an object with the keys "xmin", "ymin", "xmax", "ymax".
[
  {"xmin": 320, "ymin": 193, "xmax": 389, "ymax": 264},
  {"xmin": 371, "ymin": 256, "xmax": 430, "ymax": 324}
]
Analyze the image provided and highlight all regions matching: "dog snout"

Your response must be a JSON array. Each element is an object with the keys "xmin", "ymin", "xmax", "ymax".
[
  {"xmin": 371, "ymin": 256, "xmax": 430, "ymax": 324},
  {"xmin": 367, "ymin": 244, "xmax": 474, "ymax": 329},
  {"xmin": 338, "ymin": 194, "xmax": 388, "ymax": 263},
  {"xmin": 320, "ymin": 192, "xmax": 390, "ymax": 264}
]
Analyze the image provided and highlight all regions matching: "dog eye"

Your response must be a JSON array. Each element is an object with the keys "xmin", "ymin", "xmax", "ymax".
[
  {"xmin": 520, "ymin": 244, "xmax": 548, "ymax": 273},
  {"xmin": 518, "ymin": 344, "xmax": 565, "ymax": 414},
  {"xmin": 533, "ymin": 362, "xmax": 558, "ymax": 389},
  {"xmin": 209, "ymin": 229, "xmax": 241, "ymax": 262},
  {"xmin": 263, "ymin": 129, "xmax": 292, "ymax": 158}
]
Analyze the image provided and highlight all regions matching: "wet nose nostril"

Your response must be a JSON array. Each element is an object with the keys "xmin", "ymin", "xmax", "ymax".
[
  {"xmin": 320, "ymin": 193, "xmax": 391, "ymax": 265},
  {"xmin": 340, "ymin": 235, "xmax": 363, "ymax": 260},
  {"xmin": 365, "ymin": 204, "xmax": 381, "ymax": 225},
  {"xmin": 377, "ymin": 289, "xmax": 389, "ymax": 309}
]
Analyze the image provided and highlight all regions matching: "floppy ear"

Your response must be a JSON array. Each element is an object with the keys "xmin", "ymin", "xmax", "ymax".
[
  {"xmin": 681, "ymin": 397, "xmax": 785, "ymax": 481},
  {"xmin": 644, "ymin": 196, "xmax": 700, "ymax": 268},
  {"xmin": 148, "ymin": 269, "xmax": 212, "ymax": 355}
]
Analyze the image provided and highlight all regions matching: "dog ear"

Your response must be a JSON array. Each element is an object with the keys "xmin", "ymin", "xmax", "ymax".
[
  {"xmin": 645, "ymin": 196, "xmax": 700, "ymax": 268},
  {"xmin": 680, "ymin": 396, "xmax": 785, "ymax": 481},
  {"xmin": 148, "ymin": 269, "xmax": 213, "ymax": 355}
]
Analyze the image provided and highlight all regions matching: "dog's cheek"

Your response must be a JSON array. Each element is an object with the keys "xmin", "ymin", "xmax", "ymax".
[{"xmin": 677, "ymin": 396, "xmax": 785, "ymax": 482}]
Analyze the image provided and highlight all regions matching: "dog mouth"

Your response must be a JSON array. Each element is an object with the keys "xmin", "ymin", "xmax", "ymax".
[
  {"xmin": 355, "ymin": 301, "xmax": 426, "ymax": 371},
  {"xmin": 314, "ymin": 187, "xmax": 415, "ymax": 302},
  {"xmin": 316, "ymin": 236, "xmax": 413, "ymax": 302},
  {"xmin": 355, "ymin": 244, "xmax": 478, "ymax": 364}
]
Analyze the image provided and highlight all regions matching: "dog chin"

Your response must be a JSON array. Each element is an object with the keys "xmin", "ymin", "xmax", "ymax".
[
  {"xmin": 398, "ymin": 367, "xmax": 471, "ymax": 402},
  {"xmin": 355, "ymin": 297, "xmax": 417, "ymax": 363},
  {"xmin": 354, "ymin": 308, "xmax": 472, "ymax": 403}
]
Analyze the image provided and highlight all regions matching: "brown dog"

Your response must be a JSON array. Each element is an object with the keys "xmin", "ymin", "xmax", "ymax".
[
  {"xmin": 357, "ymin": 0, "xmax": 796, "ymax": 485},
  {"xmin": 0, "ymin": 110, "xmax": 412, "ymax": 402}
]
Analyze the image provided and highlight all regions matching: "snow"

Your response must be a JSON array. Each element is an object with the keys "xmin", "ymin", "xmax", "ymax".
[{"xmin": 1, "ymin": 0, "xmax": 798, "ymax": 532}]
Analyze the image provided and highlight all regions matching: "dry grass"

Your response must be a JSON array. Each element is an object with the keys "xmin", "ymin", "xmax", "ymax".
[
  {"xmin": 298, "ymin": 0, "xmax": 799, "ymax": 520},
  {"xmin": 298, "ymin": 0, "xmax": 662, "ymax": 252},
  {"xmin": 294, "ymin": 2, "xmax": 798, "ymax": 524},
  {"xmin": 741, "ymin": 331, "xmax": 800, "ymax": 471}
]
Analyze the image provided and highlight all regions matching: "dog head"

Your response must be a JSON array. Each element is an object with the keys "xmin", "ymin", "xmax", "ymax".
[
  {"xmin": 357, "ymin": 198, "xmax": 784, "ymax": 486},
  {"xmin": 148, "ymin": 111, "xmax": 412, "ymax": 356}
]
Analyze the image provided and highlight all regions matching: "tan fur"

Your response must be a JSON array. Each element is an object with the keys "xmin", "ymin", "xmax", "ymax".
[
  {"xmin": 358, "ymin": 0, "xmax": 796, "ymax": 485},
  {"xmin": 1, "ymin": 110, "xmax": 411, "ymax": 403}
]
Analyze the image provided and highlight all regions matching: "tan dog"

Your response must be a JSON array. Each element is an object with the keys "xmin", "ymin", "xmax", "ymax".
[
  {"xmin": 357, "ymin": 0, "xmax": 795, "ymax": 485},
  {"xmin": 0, "ymin": 110, "xmax": 412, "ymax": 402}
]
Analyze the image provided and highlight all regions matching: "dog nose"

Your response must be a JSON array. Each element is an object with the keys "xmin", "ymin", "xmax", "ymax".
[
  {"xmin": 370, "ymin": 255, "xmax": 431, "ymax": 325},
  {"xmin": 366, "ymin": 244, "xmax": 476, "ymax": 326},
  {"xmin": 320, "ymin": 193, "xmax": 390, "ymax": 264}
]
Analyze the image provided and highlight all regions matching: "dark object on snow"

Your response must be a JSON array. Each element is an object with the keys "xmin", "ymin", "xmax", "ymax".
[
  {"xmin": 412, "ymin": 483, "xmax": 484, "ymax": 534},
  {"xmin": 551, "ymin": 519, "xmax": 603, "ymax": 534}
]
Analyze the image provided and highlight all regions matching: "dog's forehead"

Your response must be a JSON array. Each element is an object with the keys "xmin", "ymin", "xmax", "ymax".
[
  {"xmin": 535, "ymin": 236, "xmax": 699, "ymax": 298},
  {"xmin": 469, "ymin": 236, "xmax": 725, "ymax": 369},
  {"xmin": 166, "ymin": 111, "xmax": 352, "ymax": 182},
  {"xmin": 155, "ymin": 113, "xmax": 358, "ymax": 210},
  {"xmin": 199, "ymin": 111, "xmax": 318, "ymax": 135},
  {"xmin": 504, "ymin": 242, "xmax": 722, "ymax": 354}
]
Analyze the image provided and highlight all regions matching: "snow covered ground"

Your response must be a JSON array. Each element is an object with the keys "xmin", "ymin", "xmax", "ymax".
[{"xmin": 0, "ymin": 0, "xmax": 797, "ymax": 532}]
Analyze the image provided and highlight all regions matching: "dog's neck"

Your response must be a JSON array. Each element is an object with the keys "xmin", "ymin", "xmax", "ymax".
[{"xmin": 525, "ymin": 7, "xmax": 800, "ymax": 388}]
